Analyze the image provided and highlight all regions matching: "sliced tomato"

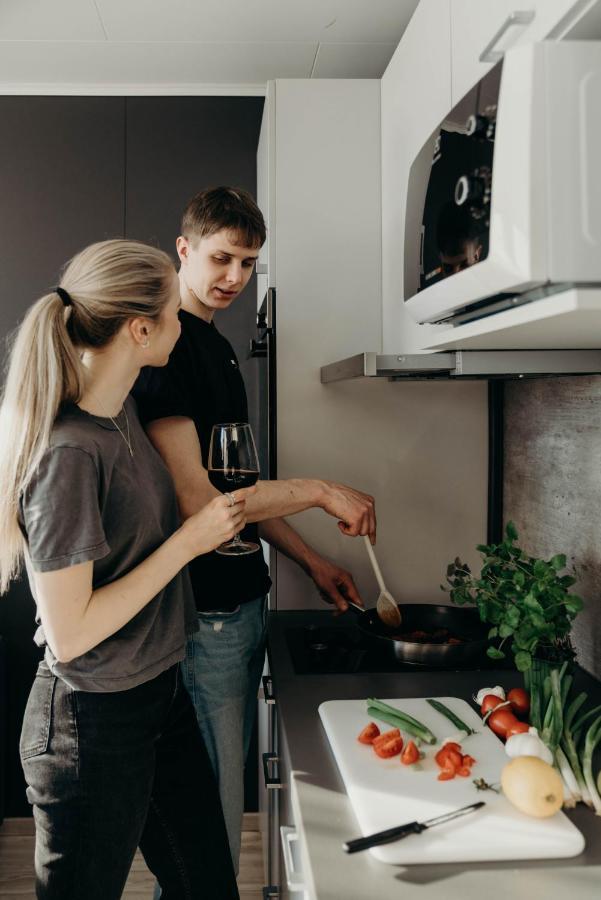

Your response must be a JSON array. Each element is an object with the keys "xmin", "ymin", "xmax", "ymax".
[
  {"xmin": 357, "ymin": 723, "xmax": 381, "ymax": 745},
  {"xmin": 507, "ymin": 687, "xmax": 530, "ymax": 718},
  {"xmin": 462, "ymin": 754, "xmax": 477, "ymax": 767},
  {"xmin": 456, "ymin": 766, "xmax": 472, "ymax": 777},
  {"xmin": 436, "ymin": 746, "xmax": 463, "ymax": 770},
  {"xmin": 401, "ymin": 740, "xmax": 420, "ymax": 766},
  {"xmin": 372, "ymin": 728, "xmax": 401, "ymax": 749},
  {"xmin": 505, "ymin": 719, "xmax": 530, "ymax": 738},
  {"xmin": 437, "ymin": 768, "xmax": 455, "ymax": 781},
  {"xmin": 442, "ymin": 741, "xmax": 463, "ymax": 753},
  {"xmin": 373, "ymin": 736, "xmax": 404, "ymax": 759}
]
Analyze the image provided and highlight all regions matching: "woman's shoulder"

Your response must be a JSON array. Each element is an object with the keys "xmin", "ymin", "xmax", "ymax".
[{"xmin": 47, "ymin": 404, "xmax": 102, "ymax": 462}]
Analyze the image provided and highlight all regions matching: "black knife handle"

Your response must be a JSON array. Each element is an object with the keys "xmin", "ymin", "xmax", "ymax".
[{"xmin": 343, "ymin": 821, "xmax": 425, "ymax": 854}]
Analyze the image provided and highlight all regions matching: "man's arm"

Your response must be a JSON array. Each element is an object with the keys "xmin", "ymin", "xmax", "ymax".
[
  {"xmin": 146, "ymin": 417, "xmax": 377, "ymax": 540},
  {"xmin": 258, "ymin": 517, "xmax": 363, "ymax": 612}
]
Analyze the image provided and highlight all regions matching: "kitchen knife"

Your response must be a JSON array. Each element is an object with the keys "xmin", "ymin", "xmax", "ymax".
[{"xmin": 343, "ymin": 801, "xmax": 485, "ymax": 853}]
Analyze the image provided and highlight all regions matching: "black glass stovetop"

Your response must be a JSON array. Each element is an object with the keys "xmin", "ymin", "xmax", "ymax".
[{"xmin": 286, "ymin": 623, "xmax": 503, "ymax": 675}]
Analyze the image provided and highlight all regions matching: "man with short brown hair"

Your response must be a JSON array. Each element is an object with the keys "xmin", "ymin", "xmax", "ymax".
[{"xmin": 134, "ymin": 186, "xmax": 376, "ymax": 872}]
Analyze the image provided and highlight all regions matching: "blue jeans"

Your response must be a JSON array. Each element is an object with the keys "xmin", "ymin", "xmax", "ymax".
[
  {"xmin": 181, "ymin": 596, "xmax": 267, "ymax": 872},
  {"xmin": 20, "ymin": 662, "xmax": 238, "ymax": 900}
]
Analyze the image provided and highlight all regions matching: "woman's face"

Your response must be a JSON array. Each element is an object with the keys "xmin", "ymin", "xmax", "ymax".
[{"xmin": 147, "ymin": 271, "xmax": 182, "ymax": 366}]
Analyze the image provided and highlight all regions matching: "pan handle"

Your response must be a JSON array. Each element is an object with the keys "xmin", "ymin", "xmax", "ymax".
[{"xmin": 347, "ymin": 600, "xmax": 367, "ymax": 615}]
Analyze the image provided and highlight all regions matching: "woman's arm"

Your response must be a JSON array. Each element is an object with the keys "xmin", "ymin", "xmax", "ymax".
[{"xmin": 32, "ymin": 490, "xmax": 250, "ymax": 663}]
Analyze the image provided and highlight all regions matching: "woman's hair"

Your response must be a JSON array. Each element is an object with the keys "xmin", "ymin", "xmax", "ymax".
[{"xmin": 0, "ymin": 238, "xmax": 174, "ymax": 594}]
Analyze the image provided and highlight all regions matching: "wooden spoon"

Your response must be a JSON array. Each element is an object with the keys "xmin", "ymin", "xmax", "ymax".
[{"xmin": 363, "ymin": 535, "xmax": 402, "ymax": 629}]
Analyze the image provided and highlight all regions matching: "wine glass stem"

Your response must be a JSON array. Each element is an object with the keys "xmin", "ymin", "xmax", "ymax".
[{"xmin": 230, "ymin": 532, "xmax": 243, "ymax": 546}]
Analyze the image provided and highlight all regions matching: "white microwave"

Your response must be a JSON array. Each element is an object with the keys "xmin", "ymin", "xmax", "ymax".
[{"xmin": 403, "ymin": 41, "xmax": 601, "ymax": 326}]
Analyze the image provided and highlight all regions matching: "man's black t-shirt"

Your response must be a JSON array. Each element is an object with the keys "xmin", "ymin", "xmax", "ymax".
[{"xmin": 133, "ymin": 309, "xmax": 271, "ymax": 612}]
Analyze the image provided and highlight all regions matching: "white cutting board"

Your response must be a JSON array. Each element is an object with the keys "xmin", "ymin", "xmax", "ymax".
[{"xmin": 319, "ymin": 697, "xmax": 585, "ymax": 865}]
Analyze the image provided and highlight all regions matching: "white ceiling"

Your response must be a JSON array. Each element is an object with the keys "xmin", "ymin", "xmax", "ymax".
[{"xmin": 0, "ymin": 0, "xmax": 420, "ymax": 93}]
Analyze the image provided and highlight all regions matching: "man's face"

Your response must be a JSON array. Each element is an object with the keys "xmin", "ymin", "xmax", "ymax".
[
  {"xmin": 439, "ymin": 240, "xmax": 482, "ymax": 276},
  {"xmin": 177, "ymin": 229, "xmax": 260, "ymax": 312}
]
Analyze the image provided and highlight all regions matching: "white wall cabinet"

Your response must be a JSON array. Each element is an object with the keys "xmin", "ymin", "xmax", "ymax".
[
  {"xmin": 381, "ymin": 0, "xmax": 452, "ymax": 354},
  {"xmin": 450, "ymin": 0, "xmax": 599, "ymax": 105},
  {"xmin": 257, "ymin": 75, "xmax": 488, "ymax": 615}
]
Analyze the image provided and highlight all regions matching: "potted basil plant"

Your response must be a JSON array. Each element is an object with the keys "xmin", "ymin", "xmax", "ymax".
[{"xmin": 443, "ymin": 521, "xmax": 583, "ymax": 673}]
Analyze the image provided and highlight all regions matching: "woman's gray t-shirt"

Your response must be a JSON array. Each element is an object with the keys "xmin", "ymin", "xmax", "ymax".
[{"xmin": 18, "ymin": 396, "xmax": 197, "ymax": 692}]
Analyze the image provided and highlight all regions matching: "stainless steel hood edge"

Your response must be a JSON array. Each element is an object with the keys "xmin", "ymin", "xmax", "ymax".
[{"xmin": 320, "ymin": 350, "xmax": 601, "ymax": 383}]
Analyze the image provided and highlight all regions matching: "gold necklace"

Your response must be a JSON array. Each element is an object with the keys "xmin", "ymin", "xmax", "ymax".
[{"xmin": 87, "ymin": 391, "xmax": 134, "ymax": 457}]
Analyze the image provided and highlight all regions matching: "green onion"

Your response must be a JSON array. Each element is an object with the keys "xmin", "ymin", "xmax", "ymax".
[
  {"xmin": 426, "ymin": 698, "xmax": 477, "ymax": 737},
  {"xmin": 366, "ymin": 698, "xmax": 437, "ymax": 745},
  {"xmin": 582, "ymin": 716, "xmax": 601, "ymax": 816}
]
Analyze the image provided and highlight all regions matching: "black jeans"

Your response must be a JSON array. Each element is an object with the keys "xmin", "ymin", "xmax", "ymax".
[{"xmin": 20, "ymin": 661, "xmax": 239, "ymax": 900}]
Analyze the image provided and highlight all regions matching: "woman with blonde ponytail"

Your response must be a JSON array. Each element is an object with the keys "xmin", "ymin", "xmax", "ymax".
[{"xmin": 0, "ymin": 239, "xmax": 246, "ymax": 899}]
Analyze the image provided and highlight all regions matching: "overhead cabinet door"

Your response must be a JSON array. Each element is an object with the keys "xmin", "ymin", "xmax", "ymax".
[{"xmin": 450, "ymin": 0, "xmax": 598, "ymax": 104}]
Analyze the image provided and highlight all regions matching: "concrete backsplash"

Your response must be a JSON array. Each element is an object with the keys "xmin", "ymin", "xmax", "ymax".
[{"xmin": 504, "ymin": 376, "xmax": 601, "ymax": 679}]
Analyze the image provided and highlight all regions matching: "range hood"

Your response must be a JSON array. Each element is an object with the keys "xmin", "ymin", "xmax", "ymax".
[{"xmin": 321, "ymin": 350, "xmax": 601, "ymax": 383}]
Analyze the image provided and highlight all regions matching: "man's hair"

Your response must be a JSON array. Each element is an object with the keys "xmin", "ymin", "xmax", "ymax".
[
  {"xmin": 436, "ymin": 201, "xmax": 482, "ymax": 257},
  {"xmin": 181, "ymin": 186, "xmax": 266, "ymax": 249}
]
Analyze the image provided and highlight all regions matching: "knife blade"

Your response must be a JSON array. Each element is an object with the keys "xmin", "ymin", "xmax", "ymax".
[{"xmin": 343, "ymin": 800, "xmax": 486, "ymax": 854}]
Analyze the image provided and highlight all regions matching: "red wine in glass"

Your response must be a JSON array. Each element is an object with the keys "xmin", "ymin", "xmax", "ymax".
[
  {"xmin": 208, "ymin": 423, "xmax": 260, "ymax": 556},
  {"xmin": 208, "ymin": 469, "xmax": 259, "ymax": 493}
]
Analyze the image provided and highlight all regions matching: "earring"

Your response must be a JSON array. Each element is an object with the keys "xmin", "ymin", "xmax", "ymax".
[{"xmin": 142, "ymin": 339, "xmax": 150, "ymax": 349}]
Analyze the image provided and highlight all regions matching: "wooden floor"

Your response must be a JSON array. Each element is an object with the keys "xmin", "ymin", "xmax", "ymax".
[{"xmin": 0, "ymin": 815, "xmax": 264, "ymax": 899}]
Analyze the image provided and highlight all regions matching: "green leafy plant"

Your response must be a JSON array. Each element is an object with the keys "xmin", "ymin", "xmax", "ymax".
[{"xmin": 443, "ymin": 522, "xmax": 584, "ymax": 672}]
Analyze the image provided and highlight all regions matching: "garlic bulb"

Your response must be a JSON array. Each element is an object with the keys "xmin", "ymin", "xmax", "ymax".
[
  {"xmin": 505, "ymin": 727, "xmax": 553, "ymax": 765},
  {"xmin": 474, "ymin": 685, "xmax": 506, "ymax": 706}
]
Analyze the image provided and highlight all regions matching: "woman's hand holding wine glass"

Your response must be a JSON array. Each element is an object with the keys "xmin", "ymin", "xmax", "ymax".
[{"xmin": 180, "ymin": 488, "xmax": 256, "ymax": 560}]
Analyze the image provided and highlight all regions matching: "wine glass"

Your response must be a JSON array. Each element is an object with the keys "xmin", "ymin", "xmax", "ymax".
[{"xmin": 208, "ymin": 422, "xmax": 260, "ymax": 556}]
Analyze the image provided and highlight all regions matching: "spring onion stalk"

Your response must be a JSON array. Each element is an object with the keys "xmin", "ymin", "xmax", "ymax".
[
  {"xmin": 582, "ymin": 716, "xmax": 601, "ymax": 816},
  {"xmin": 426, "ymin": 698, "xmax": 477, "ymax": 737},
  {"xmin": 366, "ymin": 698, "xmax": 437, "ymax": 745},
  {"xmin": 561, "ymin": 692, "xmax": 593, "ymax": 808},
  {"xmin": 555, "ymin": 745, "xmax": 580, "ymax": 807}
]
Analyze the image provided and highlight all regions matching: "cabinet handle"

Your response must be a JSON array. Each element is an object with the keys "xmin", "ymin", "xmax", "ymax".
[
  {"xmin": 479, "ymin": 10, "xmax": 535, "ymax": 63},
  {"xmin": 280, "ymin": 826, "xmax": 306, "ymax": 892},
  {"xmin": 262, "ymin": 888, "xmax": 279, "ymax": 899},
  {"xmin": 262, "ymin": 674, "xmax": 276, "ymax": 704},
  {"xmin": 262, "ymin": 751, "xmax": 282, "ymax": 789}
]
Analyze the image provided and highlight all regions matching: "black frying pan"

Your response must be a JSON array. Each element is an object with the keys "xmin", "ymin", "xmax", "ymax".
[{"xmin": 349, "ymin": 603, "xmax": 489, "ymax": 667}]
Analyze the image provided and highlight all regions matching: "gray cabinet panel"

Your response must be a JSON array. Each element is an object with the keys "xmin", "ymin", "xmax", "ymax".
[
  {"xmin": 124, "ymin": 97, "xmax": 264, "ymax": 441},
  {"xmin": 0, "ymin": 96, "xmax": 124, "ymax": 815},
  {"xmin": 0, "ymin": 97, "xmax": 125, "ymax": 343}
]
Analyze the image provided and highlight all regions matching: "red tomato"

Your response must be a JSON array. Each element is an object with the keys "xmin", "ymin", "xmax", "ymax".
[
  {"xmin": 357, "ymin": 723, "xmax": 381, "ymax": 745},
  {"xmin": 462, "ymin": 754, "xmax": 477, "ymax": 767},
  {"xmin": 401, "ymin": 740, "xmax": 420, "ymax": 766},
  {"xmin": 442, "ymin": 742, "xmax": 462, "ymax": 753},
  {"xmin": 373, "ymin": 736, "xmax": 404, "ymax": 759},
  {"xmin": 372, "ymin": 728, "xmax": 400, "ymax": 747},
  {"xmin": 456, "ymin": 766, "xmax": 472, "ymax": 777},
  {"xmin": 437, "ymin": 768, "xmax": 455, "ymax": 781},
  {"xmin": 507, "ymin": 687, "xmax": 530, "ymax": 718},
  {"xmin": 505, "ymin": 720, "xmax": 530, "ymax": 738},
  {"xmin": 488, "ymin": 707, "xmax": 520, "ymax": 739},
  {"xmin": 435, "ymin": 746, "xmax": 463, "ymax": 772},
  {"xmin": 480, "ymin": 694, "xmax": 504, "ymax": 716}
]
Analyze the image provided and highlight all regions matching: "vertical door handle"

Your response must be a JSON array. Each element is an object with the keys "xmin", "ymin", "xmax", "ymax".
[
  {"xmin": 262, "ymin": 674, "xmax": 275, "ymax": 704},
  {"xmin": 479, "ymin": 10, "xmax": 536, "ymax": 63},
  {"xmin": 280, "ymin": 826, "xmax": 306, "ymax": 892},
  {"xmin": 262, "ymin": 752, "xmax": 282, "ymax": 789}
]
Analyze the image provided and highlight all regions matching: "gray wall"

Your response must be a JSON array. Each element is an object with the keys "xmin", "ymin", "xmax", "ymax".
[
  {"xmin": 504, "ymin": 377, "xmax": 601, "ymax": 679},
  {"xmin": 0, "ymin": 95, "xmax": 264, "ymax": 816}
]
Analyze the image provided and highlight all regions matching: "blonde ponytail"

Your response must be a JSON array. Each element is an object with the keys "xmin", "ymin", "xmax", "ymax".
[{"xmin": 0, "ymin": 239, "xmax": 174, "ymax": 594}]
